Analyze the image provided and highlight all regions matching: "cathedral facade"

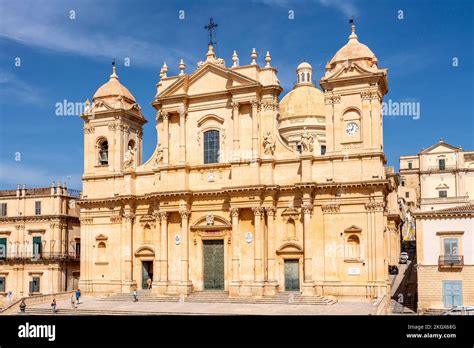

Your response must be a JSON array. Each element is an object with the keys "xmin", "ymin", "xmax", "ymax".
[{"xmin": 79, "ymin": 24, "xmax": 400, "ymax": 301}]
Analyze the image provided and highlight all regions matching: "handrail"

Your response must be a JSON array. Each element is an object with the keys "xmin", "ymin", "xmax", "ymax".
[{"xmin": 0, "ymin": 290, "xmax": 76, "ymax": 315}]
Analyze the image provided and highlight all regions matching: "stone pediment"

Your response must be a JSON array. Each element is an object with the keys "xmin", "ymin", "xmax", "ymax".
[
  {"xmin": 159, "ymin": 63, "xmax": 260, "ymax": 98},
  {"xmin": 95, "ymin": 234, "xmax": 108, "ymax": 241},
  {"xmin": 281, "ymin": 207, "xmax": 300, "ymax": 218},
  {"xmin": 134, "ymin": 246, "xmax": 155, "ymax": 257},
  {"xmin": 324, "ymin": 61, "xmax": 381, "ymax": 80},
  {"xmin": 190, "ymin": 214, "xmax": 231, "ymax": 230},
  {"xmin": 276, "ymin": 242, "xmax": 303, "ymax": 255},
  {"xmin": 420, "ymin": 141, "xmax": 461, "ymax": 154},
  {"xmin": 344, "ymin": 225, "xmax": 362, "ymax": 234}
]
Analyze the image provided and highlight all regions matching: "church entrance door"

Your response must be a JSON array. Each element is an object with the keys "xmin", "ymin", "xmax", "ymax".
[
  {"xmin": 203, "ymin": 240, "xmax": 224, "ymax": 290},
  {"xmin": 141, "ymin": 261, "xmax": 153, "ymax": 289},
  {"xmin": 284, "ymin": 259, "xmax": 300, "ymax": 291}
]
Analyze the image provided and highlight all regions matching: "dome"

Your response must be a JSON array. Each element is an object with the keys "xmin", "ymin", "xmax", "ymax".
[
  {"xmin": 297, "ymin": 62, "xmax": 312, "ymax": 70},
  {"xmin": 279, "ymin": 85, "xmax": 325, "ymax": 119},
  {"xmin": 329, "ymin": 24, "xmax": 376, "ymax": 66},
  {"xmin": 93, "ymin": 66, "xmax": 136, "ymax": 103}
]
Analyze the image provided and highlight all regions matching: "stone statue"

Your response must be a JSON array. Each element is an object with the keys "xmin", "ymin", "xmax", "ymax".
[
  {"xmin": 300, "ymin": 129, "xmax": 314, "ymax": 153},
  {"xmin": 154, "ymin": 143, "xmax": 163, "ymax": 166},
  {"xmin": 263, "ymin": 132, "xmax": 276, "ymax": 155},
  {"xmin": 123, "ymin": 145, "xmax": 135, "ymax": 169},
  {"xmin": 206, "ymin": 214, "xmax": 214, "ymax": 225}
]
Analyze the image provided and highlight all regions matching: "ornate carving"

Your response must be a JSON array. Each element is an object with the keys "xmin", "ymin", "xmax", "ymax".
[
  {"xmin": 206, "ymin": 214, "xmax": 214, "ymax": 225},
  {"xmin": 365, "ymin": 202, "xmax": 385, "ymax": 212},
  {"xmin": 324, "ymin": 95, "xmax": 341, "ymax": 105},
  {"xmin": 123, "ymin": 212, "xmax": 135, "ymax": 223},
  {"xmin": 108, "ymin": 123, "xmax": 118, "ymax": 131},
  {"xmin": 231, "ymin": 101, "xmax": 240, "ymax": 112},
  {"xmin": 250, "ymin": 99, "xmax": 260, "ymax": 109},
  {"xmin": 321, "ymin": 204, "xmax": 340, "ymax": 214},
  {"xmin": 252, "ymin": 207, "xmax": 264, "ymax": 216},
  {"xmin": 159, "ymin": 211, "xmax": 168, "ymax": 221},
  {"xmin": 84, "ymin": 125, "xmax": 95, "ymax": 134},
  {"xmin": 230, "ymin": 208, "xmax": 239, "ymax": 218},
  {"xmin": 302, "ymin": 204, "xmax": 313, "ymax": 215},
  {"xmin": 263, "ymin": 132, "xmax": 276, "ymax": 155},
  {"xmin": 79, "ymin": 217, "xmax": 93, "ymax": 225},
  {"xmin": 265, "ymin": 206, "xmax": 276, "ymax": 217},
  {"xmin": 110, "ymin": 215, "xmax": 122, "ymax": 223},
  {"xmin": 179, "ymin": 209, "xmax": 190, "ymax": 220}
]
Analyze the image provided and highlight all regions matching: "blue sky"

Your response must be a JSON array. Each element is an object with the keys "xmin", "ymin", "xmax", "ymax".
[{"xmin": 0, "ymin": 0, "xmax": 473, "ymax": 190}]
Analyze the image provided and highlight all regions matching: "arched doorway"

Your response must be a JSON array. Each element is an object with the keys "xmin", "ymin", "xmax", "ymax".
[{"xmin": 134, "ymin": 247, "xmax": 155, "ymax": 290}]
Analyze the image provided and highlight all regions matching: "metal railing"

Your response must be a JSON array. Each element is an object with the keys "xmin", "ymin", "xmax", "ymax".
[
  {"xmin": 0, "ymin": 251, "xmax": 80, "ymax": 262},
  {"xmin": 438, "ymin": 255, "xmax": 464, "ymax": 267}
]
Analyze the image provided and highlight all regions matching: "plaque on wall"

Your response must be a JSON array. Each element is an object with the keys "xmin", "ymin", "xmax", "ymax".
[
  {"xmin": 174, "ymin": 234, "xmax": 181, "ymax": 245},
  {"xmin": 348, "ymin": 267, "xmax": 360, "ymax": 275},
  {"xmin": 245, "ymin": 232, "xmax": 253, "ymax": 243}
]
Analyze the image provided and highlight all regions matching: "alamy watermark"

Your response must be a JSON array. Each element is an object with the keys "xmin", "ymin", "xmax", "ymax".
[{"xmin": 382, "ymin": 99, "xmax": 420, "ymax": 120}]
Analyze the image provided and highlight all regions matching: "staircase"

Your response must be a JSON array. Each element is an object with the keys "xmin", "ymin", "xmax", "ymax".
[
  {"xmin": 22, "ymin": 308, "xmax": 158, "ymax": 316},
  {"xmin": 185, "ymin": 291, "xmax": 336, "ymax": 305},
  {"xmin": 99, "ymin": 290, "xmax": 179, "ymax": 303}
]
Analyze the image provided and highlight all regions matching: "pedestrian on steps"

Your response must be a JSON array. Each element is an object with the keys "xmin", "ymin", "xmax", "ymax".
[
  {"xmin": 133, "ymin": 288, "xmax": 138, "ymax": 302},
  {"xmin": 70, "ymin": 293, "xmax": 77, "ymax": 309},
  {"xmin": 51, "ymin": 298, "xmax": 57, "ymax": 315},
  {"xmin": 75, "ymin": 289, "xmax": 81, "ymax": 304},
  {"xmin": 147, "ymin": 277, "xmax": 152, "ymax": 289}
]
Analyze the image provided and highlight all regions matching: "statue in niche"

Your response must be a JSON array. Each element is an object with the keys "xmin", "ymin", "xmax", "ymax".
[
  {"xmin": 299, "ymin": 128, "xmax": 314, "ymax": 153},
  {"xmin": 123, "ymin": 145, "xmax": 135, "ymax": 169},
  {"xmin": 263, "ymin": 132, "xmax": 276, "ymax": 155},
  {"xmin": 154, "ymin": 143, "xmax": 163, "ymax": 166}
]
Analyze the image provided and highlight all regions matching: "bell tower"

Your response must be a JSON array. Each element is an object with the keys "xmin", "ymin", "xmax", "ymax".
[
  {"xmin": 320, "ymin": 22, "xmax": 388, "ymax": 156},
  {"xmin": 81, "ymin": 64, "xmax": 147, "ymax": 186}
]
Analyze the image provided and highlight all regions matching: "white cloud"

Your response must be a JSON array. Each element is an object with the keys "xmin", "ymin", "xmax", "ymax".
[
  {"xmin": 0, "ymin": 0, "xmax": 197, "ymax": 68},
  {"xmin": 0, "ymin": 69, "xmax": 43, "ymax": 104}
]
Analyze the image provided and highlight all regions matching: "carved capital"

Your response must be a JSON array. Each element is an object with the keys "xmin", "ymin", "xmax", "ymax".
[
  {"xmin": 231, "ymin": 101, "xmax": 240, "ymax": 111},
  {"xmin": 159, "ymin": 211, "xmax": 168, "ymax": 221},
  {"xmin": 123, "ymin": 212, "xmax": 135, "ymax": 223},
  {"xmin": 252, "ymin": 207, "xmax": 264, "ymax": 216},
  {"xmin": 84, "ymin": 125, "xmax": 95, "ymax": 134},
  {"xmin": 302, "ymin": 204, "xmax": 313, "ymax": 215},
  {"xmin": 110, "ymin": 215, "xmax": 122, "ymax": 224},
  {"xmin": 365, "ymin": 202, "xmax": 385, "ymax": 212},
  {"xmin": 324, "ymin": 95, "xmax": 341, "ymax": 105},
  {"xmin": 265, "ymin": 206, "xmax": 276, "ymax": 217},
  {"xmin": 179, "ymin": 209, "xmax": 190, "ymax": 220},
  {"xmin": 230, "ymin": 208, "xmax": 240, "ymax": 218},
  {"xmin": 250, "ymin": 99, "xmax": 260, "ymax": 109}
]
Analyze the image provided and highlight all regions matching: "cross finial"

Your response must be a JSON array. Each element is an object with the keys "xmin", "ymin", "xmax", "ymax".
[
  {"xmin": 204, "ymin": 17, "xmax": 218, "ymax": 46},
  {"xmin": 111, "ymin": 58, "xmax": 117, "ymax": 78}
]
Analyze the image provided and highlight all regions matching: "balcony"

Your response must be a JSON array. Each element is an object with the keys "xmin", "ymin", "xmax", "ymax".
[
  {"xmin": 438, "ymin": 255, "xmax": 464, "ymax": 269},
  {"xmin": 425, "ymin": 164, "xmax": 456, "ymax": 172},
  {"xmin": 0, "ymin": 251, "xmax": 80, "ymax": 263}
]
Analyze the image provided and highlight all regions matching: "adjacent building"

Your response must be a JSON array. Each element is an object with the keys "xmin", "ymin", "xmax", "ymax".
[
  {"xmin": 0, "ymin": 183, "xmax": 81, "ymax": 307},
  {"xmin": 400, "ymin": 139, "xmax": 474, "ymax": 311}
]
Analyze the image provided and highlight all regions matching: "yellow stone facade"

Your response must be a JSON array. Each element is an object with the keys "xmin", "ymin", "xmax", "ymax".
[
  {"xmin": 78, "ymin": 25, "xmax": 400, "ymax": 301},
  {"xmin": 0, "ymin": 184, "xmax": 81, "ymax": 307}
]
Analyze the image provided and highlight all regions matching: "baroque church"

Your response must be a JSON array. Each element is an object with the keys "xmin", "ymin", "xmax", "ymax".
[{"xmin": 79, "ymin": 23, "xmax": 401, "ymax": 301}]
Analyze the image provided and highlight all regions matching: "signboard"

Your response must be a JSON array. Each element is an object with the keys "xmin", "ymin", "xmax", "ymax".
[{"xmin": 348, "ymin": 267, "xmax": 360, "ymax": 275}]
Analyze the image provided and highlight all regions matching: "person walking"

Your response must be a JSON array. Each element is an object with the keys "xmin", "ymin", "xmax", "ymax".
[
  {"xmin": 19, "ymin": 299, "xmax": 26, "ymax": 314},
  {"xmin": 51, "ymin": 298, "xmax": 57, "ymax": 315},
  {"xmin": 75, "ymin": 289, "xmax": 81, "ymax": 304},
  {"xmin": 70, "ymin": 293, "xmax": 76, "ymax": 309},
  {"xmin": 7, "ymin": 290, "xmax": 13, "ymax": 304},
  {"xmin": 146, "ymin": 277, "xmax": 152, "ymax": 290},
  {"xmin": 133, "ymin": 288, "xmax": 138, "ymax": 302}
]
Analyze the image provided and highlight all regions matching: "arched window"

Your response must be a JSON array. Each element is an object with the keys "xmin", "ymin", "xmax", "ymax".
[
  {"xmin": 97, "ymin": 242, "xmax": 107, "ymax": 262},
  {"xmin": 204, "ymin": 130, "xmax": 220, "ymax": 164},
  {"xmin": 98, "ymin": 139, "xmax": 109, "ymax": 165},
  {"xmin": 306, "ymin": 72, "xmax": 310, "ymax": 83},
  {"xmin": 346, "ymin": 235, "xmax": 360, "ymax": 259},
  {"xmin": 128, "ymin": 139, "xmax": 135, "ymax": 149}
]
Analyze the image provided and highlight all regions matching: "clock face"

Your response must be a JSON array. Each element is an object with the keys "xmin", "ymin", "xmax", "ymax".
[{"xmin": 345, "ymin": 122, "xmax": 359, "ymax": 136}]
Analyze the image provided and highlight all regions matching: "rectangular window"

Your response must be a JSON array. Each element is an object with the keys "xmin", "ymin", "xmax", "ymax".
[
  {"xmin": 439, "ymin": 190, "xmax": 447, "ymax": 198},
  {"xmin": 30, "ymin": 277, "xmax": 40, "ymax": 293},
  {"xmin": 444, "ymin": 238, "xmax": 459, "ymax": 255},
  {"xmin": 0, "ymin": 203, "xmax": 6, "ymax": 216},
  {"xmin": 0, "ymin": 238, "xmax": 6, "ymax": 258},
  {"xmin": 33, "ymin": 236, "xmax": 42, "ymax": 258},
  {"xmin": 35, "ymin": 201, "xmax": 41, "ymax": 215},
  {"xmin": 439, "ymin": 159, "xmax": 446, "ymax": 170},
  {"xmin": 75, "ymin": 242, "xmax": 81, "ymax": 258},
  {"xmin": 0, "ymin": 277, "xmax": 5, "ymax": 292},
  {"xmin": 321, "ymin": 145, "xmax": 326, "ymax": 155},
  {"xmin": 203, "ymin": 130, "xmax": 220, "ymax": 164},
  {"xmin": 408, "ymin": 162, "xmax": 413, "ymax": 169},
  {"xmin": 405, "ymin": 192, "xmax": 410, "ymax": 198}
]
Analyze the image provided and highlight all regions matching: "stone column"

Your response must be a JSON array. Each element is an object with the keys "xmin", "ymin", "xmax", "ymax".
[
  {"xmin": 180, "ymin": 209, "xmax": 190, "ymax": 282},
  {"xmin": 152, "ymin": 211, "xmax": 160, "ymax": 288},
  {"xmin": 266, "ymin": 207, "xmax": 276, "ymax": 282},
  {"xmin": 230, "ymin": 208, "xmax": 240, "ymax": 282},
  {"xmin": 231, "ymin": 101, "xmax": 240, "ymax": 160},
  {"xmin": 179, "ymin": 109, "xmax": 186, "ymax": 164},
  {"xmin": 252, "ymin": 207, "xmax": 264, "ymax": 283},
  {"xmin": 50, "ymin": 222, "xmax": 59, "ymax": 255},
  {"xmin": 302, "ymin": 204, "xmax": 315, "ymax": 296},
  {"xmin": 302, "ymin": 204, "xmax": 313, "ymax": 282},
  {"xmin": 18, "ymin": 224, "xmax": 24, "ymax": 256},
  {"xmin": 162, "ymin": 112, "xmax": 170, "ymax": 164},
  {"xmin": 251, "ymin": 100, "xmax": 260, "ymax": 159},
  {"xmin": 158, "ymin": 212, "xmax": 168, "ymax": 288},
  {"xmin": 123, "ymin": 212, "xmax": 135, "ymax": 289}
]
